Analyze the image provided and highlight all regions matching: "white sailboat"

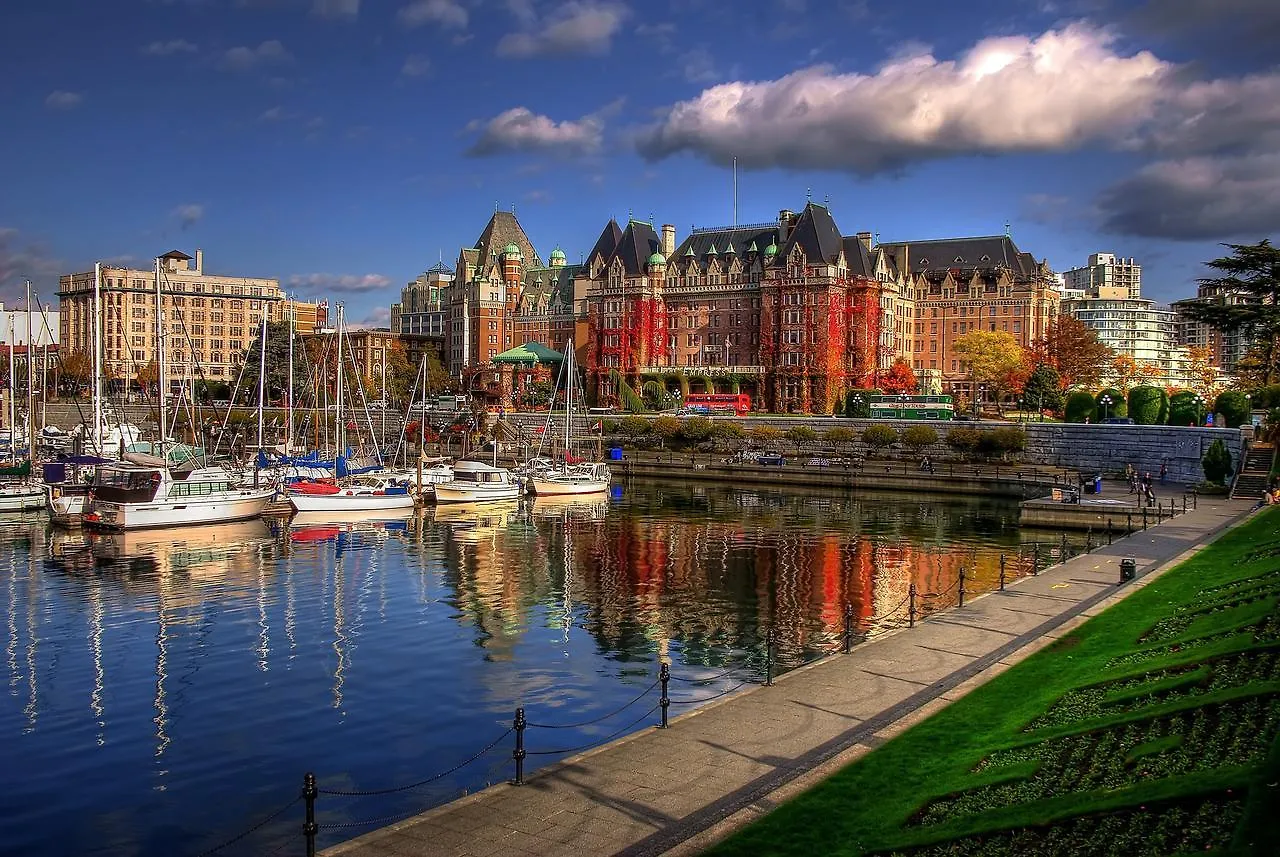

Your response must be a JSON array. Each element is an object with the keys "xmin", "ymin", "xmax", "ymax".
[
  {"xmin": 84, "ymin": 257, "xmax": 275, "ymax": 531},
  {"xmin": 0, "ymin": 293, "xmax": 45, "ymax": 512},
  {"xmin": 529, "ymin": 343, "xmax": 610, "ymax": 496},
  {"xmin": 433, "ymin": 458, "xmax": 522, "ymax": 503}
]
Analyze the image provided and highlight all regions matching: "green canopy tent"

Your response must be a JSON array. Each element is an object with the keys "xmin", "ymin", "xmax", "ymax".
[{"xmin": 491, "ymin": 342, "xmax": 565, "ymax": 366}]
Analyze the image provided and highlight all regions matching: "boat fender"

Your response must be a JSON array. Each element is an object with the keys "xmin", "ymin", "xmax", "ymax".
[{"xmin": 346, "ymin": 490, "xmax": 354, "ymax": 495}]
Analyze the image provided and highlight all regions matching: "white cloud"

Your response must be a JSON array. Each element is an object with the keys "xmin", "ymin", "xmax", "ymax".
[
  {"xmin": 221, "ymin": 40, "xmax": 293, "ymax": 72},
  {"xmin": 172, "ymin": 203, "xmax": 205, "ymax": 230},
  {"xmin": 467, "ymin": 107, "xmax": 604, "ymax": 156},
  {"xmin": 260, "ymin": 106, "xmax": 285, "ymax": 121},
  {"xmin": 288, "ymin": 273, "xmax": 392, "ymax": 294},
  {"xmin": 1099, "ymin": 153, "xmax": 1280, "ymax": 240},
  {"xmin": 311, "ymin": 0, "xmax": 359, "ymax": 18},
  {"xmin": 497, "ymin": 1, "xmax": 628, "ymax": 58},
  {"xmin": 397, "ymin": 0, "xmax": 468, "ymax": 29},
  {"xmin": 0, "ymin": 228, "xmax": 62, "ymax": 303},
  {"xmin": 401, "ymin": 54, "xmax": 432, "ymax": 77},
  {"xmin": 45, "ymin": 90, "xmax": 83, "ymax": 110},
  {"xmin": 638, "ymin": 24, "xmax": 1169, "ymax": 173},
  {"xmin": 142, "ymin": 39, "xmax": 198, "ymax": 56}
]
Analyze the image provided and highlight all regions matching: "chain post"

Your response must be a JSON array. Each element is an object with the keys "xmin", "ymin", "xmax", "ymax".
[
  {"xmin": 1085, "ymin": 526, "xmax": 1093, "ymax": 552},
  {"xmin": 1107, "ymin": 518, "xmax": 1113, "ymax": 545},
  {"xmin": 1182, "ymin": 494, "xmax": 1187, "ymax": 514},
  {"xmin": 999, "ymin": 553, "xmax": 1006, "ymax": 591},
  {"xmin": 1032, "ymin": 542, "xmax": 1039, "ymax": 575},
  {"xmin": 1142, "ymin": 507, "xmax": 1148, "ymax": 530},
  {"xmin": 659, "ymin": 664, "xmax": 670, "ymax": 729},
  {"xmin": 957, "ymin": 567, "xmax": 966, "ymax": 608},
  {"xmin": 512, "ymin": 707, "xmax": 526, "ymax": 786},
  {"xmin": 908, "ymin": 583, "xmax": 918, "ymax": 627},
  {"xmin": 1060, "ymin": 531, "xmax": 1068, "ymax": 561},
  {"xmin": 303, "ymin": 772, "xmax": 317, "ymax": 857},
  {"xmin": 842, "ymin": 604, "xmax": 854, "ymax": 654},
  {"xmin": 1127, "ymin": 512, "xmax": 1133, "ymax": 534},
  {"xmin": 1193, "ymin": 489, "xmax": 1198, "ymax": 509}
]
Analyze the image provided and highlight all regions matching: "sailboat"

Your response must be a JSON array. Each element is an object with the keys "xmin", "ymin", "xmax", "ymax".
[
  {"xmin": 0, "ymin": 290, "xmax": 46, "ymax": 512},
  {"xmin": 286, "ymin": 304, "xmax": 416, "ymax": 513},
  {"xmin": 83, "ymin": 257, "xmax": 276, "ymax": 531},
  {"xmin": 529, "ymin": 342, "xmax": 610, "ymax": 496}
]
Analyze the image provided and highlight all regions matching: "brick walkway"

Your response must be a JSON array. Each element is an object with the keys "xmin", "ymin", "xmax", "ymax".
[{"xmin": 322, "ymin": 496, "xmax": 1254, "ymax": 857}]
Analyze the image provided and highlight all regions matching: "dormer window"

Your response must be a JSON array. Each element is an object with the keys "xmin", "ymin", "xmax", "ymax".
[
  {"xmin": 954, "ymin": 257, "xmax": 965, "ymax": 264},
  {"xmin": 980, "ymin": 254, "xmax": 991, "ymax": 262},
  {"xmin": 919, "ymin": 258, "xmax": 929, "ymax": 266}
]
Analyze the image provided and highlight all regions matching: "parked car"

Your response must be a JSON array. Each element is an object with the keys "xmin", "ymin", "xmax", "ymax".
[
  {"xmin": 1103, "ymin": 417, "xmax": 1135, "ymax": 425},
  {"xmin": 756, "ymin": 453, "xmax": 786, "ymax": 466}
]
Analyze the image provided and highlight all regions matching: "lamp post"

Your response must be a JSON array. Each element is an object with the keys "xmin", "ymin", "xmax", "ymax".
[
  {"xmin": 852, "ymin": 393, "xmax": 864, "ymax": 418},
  {"xmin": 974, "ymin": 385, "xmax": 985, "ymax": 420},
  {"xmin": 1100, "ymin": 394, "xmax": 1113, "ymax": 422},
  {"xmin": 1193, "ymin": 394, "xmax": 1206, "ymax": 426}
]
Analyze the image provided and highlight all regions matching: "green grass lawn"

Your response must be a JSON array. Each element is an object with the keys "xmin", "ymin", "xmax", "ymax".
[{"xmin": 705, "ymin": 509, "xmax": 1280, "ymax": 857}]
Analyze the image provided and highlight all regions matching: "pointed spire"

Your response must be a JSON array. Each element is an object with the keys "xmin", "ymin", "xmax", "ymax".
[
  {"xmin": 706, "ymin": 243, "xmax": 718, "ymax": 255},
  {"xmin": 748, "ymin": 240, "xmax": 759, "ymax": 253},
  {"xmin": 723, "ymin": 242, "xmax": 735, "ymax": 254},
  {"xmin": 684, "ymin": 245, "xmax": 695, "ymax": 257}
]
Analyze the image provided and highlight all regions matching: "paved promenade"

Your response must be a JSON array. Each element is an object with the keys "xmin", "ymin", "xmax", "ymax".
[{"xmin": 323, "ymin": 495, "xmax": 1254, "ymax": 857}]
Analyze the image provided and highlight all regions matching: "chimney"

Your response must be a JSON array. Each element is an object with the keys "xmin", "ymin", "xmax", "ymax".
[
  {"xmin": 856, "ymin": 231, "xmax": 872, "ymax": 254},
  {"xmin": 195, "ymin": 249, "xmax": 204, "ymax": 274},
  {"xmin": 778, "ymin": 209, "xmax": 795, "ymax": 244},
  {"xmin": 661, "ymin": 224, "xmax": 676, "ymax": 258}
]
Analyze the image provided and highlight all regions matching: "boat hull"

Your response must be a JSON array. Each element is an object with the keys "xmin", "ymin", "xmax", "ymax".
[
  {"xmin": 287, "ymin": 492, "xmax": 416, "ymax": 513},
  {"xmin": 0, "ymin": 486, "xmax": 46, "ymax": 512},
  {"xmin": 433, "ymin": 482, "xmax": 522, "ymax": 503},
  {"xmin": 529, "ymin": 477, "xmax": 609, "ymax": 496},
  {"xmin": 86, "ymin": 489, "xmax": 276, "ymax": 530}
]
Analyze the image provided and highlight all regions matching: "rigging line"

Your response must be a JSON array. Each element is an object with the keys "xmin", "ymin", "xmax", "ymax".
[
  {"xmin": 31, "ymin": 293, "xmax": 93, "ymax": 432},
  {"xmin": 526, "ymin": 679, "xmax": 659, "ymax": 729}
]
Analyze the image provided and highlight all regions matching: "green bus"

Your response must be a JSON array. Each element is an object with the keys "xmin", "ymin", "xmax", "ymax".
[{"xmin": 868, "ymin": 394, "xmax": 954, "ymax": 420}]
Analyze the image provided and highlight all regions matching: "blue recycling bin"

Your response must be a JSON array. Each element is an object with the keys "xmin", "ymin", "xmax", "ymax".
[
  {"xmin": 1094, "ymin": 475, "xmax": 1103, "ymax": 495},
  {"xmin": 609, "ymin": 447, "xmax": 623, "ymax": 461}
]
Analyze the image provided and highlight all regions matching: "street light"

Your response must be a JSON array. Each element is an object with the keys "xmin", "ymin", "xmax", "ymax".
[
  {"xmin": 1193, "ymin": 394, "xmax": 1206, "ymax": 426},
  {"xmin": 852, "ymin": 393, "xmax": 864, "ymax": 418},
  {"xmin": 1100, "ymin": 394, "xmax": 1113, "ymax": 422}
]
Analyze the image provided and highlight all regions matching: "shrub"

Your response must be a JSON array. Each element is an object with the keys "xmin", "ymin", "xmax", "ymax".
[
  {"xmin": 901, "ymin": 425, "xmax": 939, "ymax": 454},
  {"xmin": 946, "ymin": 427, "xmax": 981, "ymax": 457},
  {"xmin": 1168, "ymin": 390, "xmax": 1200, "ymax": 426},
  {"xmin": 1202, "ymin": 438, "xmax": 1233, "ymax": 485},
  {"xmin": 1095, "ymin": 387, "xmax": 1127, "ymax": 422},
  {"xmin": 861, "ymin": 424, "xmax": 898, "ymax": 454},
  {"xmin": 678, "ymin": 417, "xmax": 715, "ymax": 442},
  {"xmin": 651, "ymin": 415, "xmax": 681, "ymax": 443},
  {"xmin": 786, "ymin": 425, "xmax": 819, "ymax": 446},
  {"xmin": 601, "ymin": 419, "xmax": 620, "ymax": 435},
  {"xmin": 712, "ymin": 421, "xmax": 745, "ymax": 442},
  {"xmin": 1064, "ymin": 391, "xmax": 1096, "ymax": 423},
  {"xmin": 823, "ymin": 427, "xmax": 857, "ymax": 445},
  {"xmin": 1213, "ymin": 390, "xmax": 1252, "ymax": 428},
  {"xmin": 617, "ymin": 415, "xmax": 650, "ymax": 439},
  {"xmin": 845, "ymin": 390, "xmax": 873, "ymax": 418},
  {"xmin": 750, "ymin": 424, "xmax": 784, "ymax": 444},
  {"xmin": 1127, "ymin": 386, "xmax": 1167, "ymax": 425},
  {"xmin": 979, "ymin": 427, "xmax": 1027, "ymax": 459}
]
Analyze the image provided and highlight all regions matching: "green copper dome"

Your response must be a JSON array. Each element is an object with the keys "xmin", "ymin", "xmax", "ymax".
[
  {"xmin": 648, "ymin": 251, "xmax": 667, "ymax": 266},
  {"xmin": 502, "ymin": 242, "xmax": 522, "ymax": 257},
  {"xmin": 549, "ymin": 247, "xmax": 566, "ymax": 261},
  {"xmin": 764, "ymin": 242, "xmax": 779, "ymax": 256}
]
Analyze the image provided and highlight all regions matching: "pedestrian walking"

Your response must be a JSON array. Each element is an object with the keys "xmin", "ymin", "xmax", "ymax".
[{"xmin": 1160, "ymin": 462, "xmax": 1168, "ymax": 484}]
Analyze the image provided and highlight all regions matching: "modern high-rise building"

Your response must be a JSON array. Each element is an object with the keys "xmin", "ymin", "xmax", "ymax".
[
  {"xmin": 58, "ymin": 249, "xmax": 322, "ymax": 392},
  {"xmin": 1063, "ymin": 252, "xmax": 1142, "ymax": 299},
  {"xmin": 1175, "ymin": 281, "xmax": 1260, "ymax": 375},
  {"xmin": 1063, "ymin": 294, "xmax": 1194, "ymax": 385}
]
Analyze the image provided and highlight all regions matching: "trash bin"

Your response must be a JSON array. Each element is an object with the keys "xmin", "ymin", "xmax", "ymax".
[
  {"xmin": 609, "ymin": 447, "xmax": 623, "ymax": 461},
  {"xmin": 1094, "ymin": 475, "xmax": 1103, "ymax": 495},
  {"xmin": 1120, "ymin": 558, "xmax": 1137, "ymax": 583},
  {"xmin": 1084, "ymin": 481, "xmax": 1095, "ymax": 495}
]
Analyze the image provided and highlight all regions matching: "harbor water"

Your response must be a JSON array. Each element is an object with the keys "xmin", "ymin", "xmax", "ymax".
[{"xmin": 1, "ymin": 480, "xmax": 1042, "ymax": 855}]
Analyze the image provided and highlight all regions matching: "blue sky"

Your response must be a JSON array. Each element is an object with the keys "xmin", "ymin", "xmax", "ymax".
[{"xmin": 1, "ymin": 0, "xmax": 1278, "ymax": 326}]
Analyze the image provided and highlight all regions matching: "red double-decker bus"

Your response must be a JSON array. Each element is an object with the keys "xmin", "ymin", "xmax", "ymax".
[{"xmin": 682, "ymin": 393, "xmax": 751, "ymax": 416}]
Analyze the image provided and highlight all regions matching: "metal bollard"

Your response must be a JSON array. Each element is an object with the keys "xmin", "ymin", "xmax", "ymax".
[
  {"xmin": 842, "ymin": 604, "xmax": 854, "ymax": 654},
  {"xmin": 1061, "ymin": 531, "xmax": 1068, "ymax": 560},
  {"xmin": 512, "ymin": 707, "xmax": 526, "ymax": 786},
  {"xmin": 958, "ymin": 568, "xmax": 966, "ymax": 608},
  {"xmin": 999, "ymin": 554, "xmax": 1006, "ymax": 591},
  {"xmin": 1193, "ymin": 489, "xmax": 1198, "ymax": 509},
  {"xmin": 1127, "ymin": 512, "xmax": 1133, "ymax": 534},
  {"xmin": 659, "ymin": 664, "xmax": 670, "ymax": 729},
  {"xmin": 1032, "ymin": 542, "xmax": 1039, "ymax": 575},
  {"xmin": 1086, "ymin": 526, "xmax": 1093, "ymax": 552},
  {"xmin": 1142, "ymin": 507, "xmax": 1148, "ymax": 530},
  {"xmin": 764, "ymin": 629, "xmax": 776, "ymax": 687},
  {"xmin": 303, "ymin": 772, "xmax": 318, "ymax": 857},
  {"xmin": 1107, "ymin": 518, "xmax": 1113, "ymax": 545},
  {"xmin": 1157, "ymin": 504, "xmax": 1163, "ymax": 523},
  {"xmin": 1182, "ymin": 495, "xmax": 1187, "ymax": 514},
  {"xmin": 908, "ymin": 583, "xmax": 918, "ymax": 627},
  {"xmin": 1169, "ymin": 498, "xmax": 1175, "ymax": 518}
]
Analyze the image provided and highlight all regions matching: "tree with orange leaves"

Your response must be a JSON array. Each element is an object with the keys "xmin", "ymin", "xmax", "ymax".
[{"xmin": 879, "ymin": 358, "xmax": 918, "ymax": 394}]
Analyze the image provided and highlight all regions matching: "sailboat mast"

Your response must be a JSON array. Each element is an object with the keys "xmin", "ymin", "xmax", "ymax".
[
  {"xmin": 256, "ymin": 314, "xmax": 267, "ymax": 453},
  {"xmin": 7, "ymin": 313, "xmax": 15, "ymax": 459},
  {"xmin": 564, "ymin": 344, "xmax": 572, "ymax": 462},
  {"xmin": 26, "ymin": 281, "xmax": 35, "ymax": 463},
  {"xmin": 155, "ymin": 257, "xmax": 167, "ymax": 445},
  {"xmin": 286, "ymin": 301, "xmax": 294, "ymax": 454},
  {"xmin": 92, "ymin": 262, "xmax": 103, "ymax": 454},
  {"xmin": 335, "ymin": 304, "xmax": 344, "ymax": 454}
]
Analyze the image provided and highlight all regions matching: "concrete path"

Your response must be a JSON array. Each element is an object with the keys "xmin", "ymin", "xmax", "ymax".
[{"xmin": 322, "ymin": 495, "xmax": 1255, "ymax": 857}]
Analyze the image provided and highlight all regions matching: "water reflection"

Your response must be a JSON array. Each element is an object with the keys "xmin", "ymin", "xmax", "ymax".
[{"xmin": 1, "ymin": 481, "xmax": 1033, "ymax": 856}]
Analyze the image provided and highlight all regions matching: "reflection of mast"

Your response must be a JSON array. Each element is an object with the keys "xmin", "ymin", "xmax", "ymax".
[
  {"xmin": 24, "ymin": 550, "xmax": 39, "ymax": 728},
  {"xmin": 256, "ymin": 561, "xmax": 270, "ymax": 672},
  {"xmin": 332, "ymin": 555, "xmax": 347, "ymax": 711},
  {"xmin": 562, "ymin": 511, "xmax": 572, "ymax": 646},
  {"xmin": 89, "ymin": 576, "xmax": 106, "ymax": 745},
  {"xmin": 6, "ymin": 548, "xmax": 17, "ymax": 692},
  {"xmin": 284, "ymin": 555, "xmax": 297, "ymax": 656},
  {"xmin": 154, "ymin": 582, "xmax": 171, "ymax": 757}
]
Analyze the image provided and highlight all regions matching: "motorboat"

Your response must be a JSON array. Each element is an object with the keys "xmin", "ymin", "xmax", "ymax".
[
  {"xmin": 83, "ymin": 458, "xmax": 276, "ymax": 530},
  {"xmin": 286, "ymin": 473, "xmax": 416, "ymax": 513},
  {"xmin": 433, "ymin": 459, "xmax": 521, "ymax": 504},
  {"xmin": 0, "ymin": 481, "xmax": 46, "ymax": 512},
  {"xmin": 529, "ymin": 460, "xmax": 611, "ymax": 496}
]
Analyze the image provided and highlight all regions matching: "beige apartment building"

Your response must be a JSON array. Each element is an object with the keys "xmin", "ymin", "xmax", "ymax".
[{"xmin": 58, "ymin": 249, "xmax": 321, "ymax": 392}]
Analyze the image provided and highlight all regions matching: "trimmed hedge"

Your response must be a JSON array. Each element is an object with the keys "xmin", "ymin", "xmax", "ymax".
[{"xmin": 1064, "ymin": 391, "xmax": 1096, "ymax": 423}]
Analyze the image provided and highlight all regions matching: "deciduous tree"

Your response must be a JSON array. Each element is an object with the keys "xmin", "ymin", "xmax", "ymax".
[
  {"xmin": 1030, "ymin": 315, "xmax": 1113, "ymax": 389},
  {"xmin": 1184, "ymin": 345, "xmax": 1219, "ymax": 398},
  {"xmin": 953, "ymin": 330, "xmax": 1025, "ymax": 407},
  {"xmin": 879, "ymin": 359, "xmax": 918, "ymax": 394},
  {"xmin": 1108, "ymin": 354, "xmax": 1161, "ymax": 393}
]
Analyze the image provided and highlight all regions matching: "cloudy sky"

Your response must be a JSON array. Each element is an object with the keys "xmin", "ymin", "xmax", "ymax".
[{"xmin": 1, "ymin": 0, "xmax": 1278, "ymax": 325}]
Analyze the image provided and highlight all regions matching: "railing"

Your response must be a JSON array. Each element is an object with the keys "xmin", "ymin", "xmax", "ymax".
[{"xmin": 187, "ymin": 491, "xmax": 1199, "ymax": 856}]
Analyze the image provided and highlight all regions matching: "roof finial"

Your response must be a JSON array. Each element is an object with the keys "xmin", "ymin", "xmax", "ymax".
[
  {"xmin": 512, "ymin": 203, "xmax": 517, "ymax": 216},
  {"xmin": 873, "ymin": 231, "xmax": 879, "ymax": 248},
  {"xmin": 1004, "ymin": 221, "xmax": 1011, "ymax": 237},
  {"xmin": 628, "ymin": 207, "xmax": 633, "ymax": 221},
  {"xmin": 824, "ymin": 193, "xmax": 830, "ymax": 206},
  {"xmin": 806, "ymin": 187, "xmax": 812, "ymax": 203},
  {"xmin": 494, "ymin": 200, "xmax": 499, "ymax": 213}
]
